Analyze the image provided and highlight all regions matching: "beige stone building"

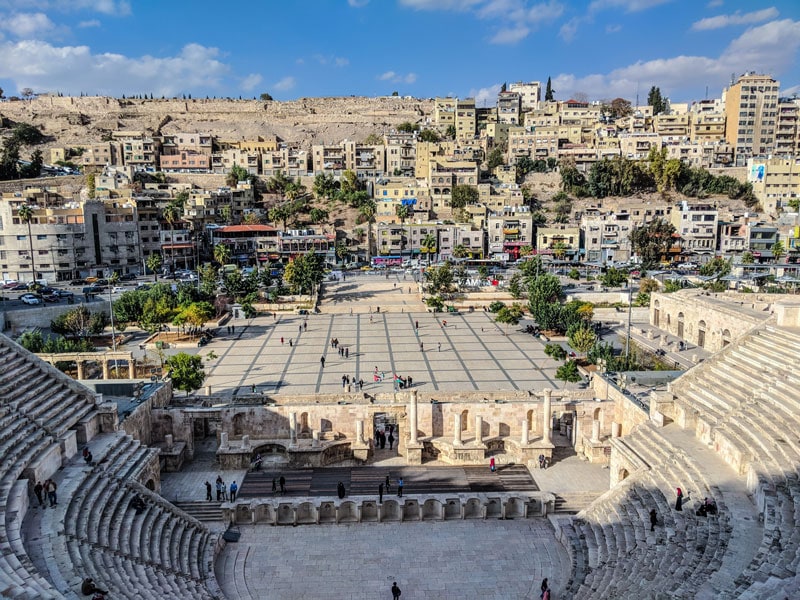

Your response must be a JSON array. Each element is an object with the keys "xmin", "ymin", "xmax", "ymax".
[
  {"xmin": 487, "ymin": 206, "xmax": 535, "ymax": 261},
  {"xmin": 669, "ymin": 201, "xmax": 719, "ymax": 261},
  {"xmin": 747, "ymin": 157, "xmax": 800, "ymax": 216},
  {"xmin": 311, "ymin": 141, "xmax": 386, "ymax": 177},
  {"xmin": 536, "ymin": 225, "xmax": 581, "ymax": 259},
  {"xmin": 497, "ymin": 91, "xmax": 522, "ymax": 125},
  {"xmin": 508, "ymin": 81, "xmax": 541, "ymax": 110},
  {"xmin": 724, "ymin": 73, "xmax": 780, "ymax": 166},
  {"xmin": 776, "ymin": 96, "xmax": 800, "ymax": 157}
]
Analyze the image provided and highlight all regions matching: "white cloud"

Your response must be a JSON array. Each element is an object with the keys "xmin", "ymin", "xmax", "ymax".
[
  {"xmin": 490, "ymin": 25, "xmax": 529, "ymax": 44},
  {"xmin": 588, "ymin": 0, "xmax": 673, "ymax": 12},
  {"xmin": 347, "ymin": 0, "xmax": 370, "ymax": 6},
  {"xmin": 559, "ymin": 17, "xmax": 580, "ymax": 41},
  {"xmin": 605, "ymin": 23, "xmax": 622, "ymax": 33},
  {"xmin": 0, "ymin": 13, "xmax": 56, "ymax": 37},
  {"xmin": 378, "ymin": 70, "xmax": 416, "ymax": 84},
  {"xmin": 0, "ymin": 41, "xmax": 230, "ymax": 96},
  {"xmin": 0, "ymin": 0, "xmax": 131, "ymax": 16},
  {"xmin": 400, "ymin": 0, "xmax": 563, "ymax": 43},
  {"xmin": 312, "ymin": 54, "xmax": 349, "ymax": 67},
  {"xmin": 552, "ymin": 18, "xmax": 800, "ymax": 101},
  {"xmin": 691, "ymin": 7, "xmax": 779, "ymax": 31},
  {"xmin": 707, "ymin": 0, "xmax": 723, "ymax": 7},
  {"xmin": 273, "ymin": 76, "xmax": 296, "ymax": 92},
  {"xmin": 468, "ymin": 82, "xmax": 502, "ymax": 107},
  {"xmin": 77, "ymin": 19, "xmax": 100, "ymax": 27},
  {"xmin": 240, "ymin": 73, "xmax": 262, "ymax": 91}
]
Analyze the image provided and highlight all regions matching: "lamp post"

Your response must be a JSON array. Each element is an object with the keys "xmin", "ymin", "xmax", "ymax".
[{"xmin": 624, "ymin": 275, "xmax": 633, "ymax": 366}]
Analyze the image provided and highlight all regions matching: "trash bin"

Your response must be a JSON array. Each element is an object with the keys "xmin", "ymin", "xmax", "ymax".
[{"xmin": 155, "ymin": 341, "xmax": 164, "ymax": 349}]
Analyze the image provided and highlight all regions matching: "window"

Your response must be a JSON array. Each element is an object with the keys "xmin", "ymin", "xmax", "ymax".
[{"xmin": 16, "ymin": 235, "xmax": 26, "ymax": 241}]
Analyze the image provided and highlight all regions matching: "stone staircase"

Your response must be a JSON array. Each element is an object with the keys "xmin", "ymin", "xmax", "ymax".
[
  {"xmin": 174, "ymin": 501, "xmax": 224, "ymax": 523},
  {"xmin": 553, "ymin": 491, "xmax": 601, "ymax": 514}
]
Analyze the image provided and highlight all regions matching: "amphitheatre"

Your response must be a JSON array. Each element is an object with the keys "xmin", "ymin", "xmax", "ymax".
[{"xmin": 2, "ymin": 271, "xmax": 800, "ymax": 599}]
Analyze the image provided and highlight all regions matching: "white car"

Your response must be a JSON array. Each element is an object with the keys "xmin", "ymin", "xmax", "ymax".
[
  {"xmin": 20, "ymin": 294, "xmax": 41, "ymax": 305},
  {"xmin": 111, "ymin": 286, "xmax": 126, "ymax": 294}
]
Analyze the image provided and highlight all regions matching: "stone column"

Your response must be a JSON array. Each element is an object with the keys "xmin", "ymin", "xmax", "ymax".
[
  {"xmin": 128, "ymin": 359, "xmax": 135, "ymax": 379},
  {"xmin": 205, "ymin": 385, "xmax": 212, "ymax": 396},
  {"xmin": 521, "ymin": 420, "xmax": 529, "ymax": 445},
  {"xmin": 102, "ymin": 360, "xmax": 110, "ymax": 380},
  {"xmin": 220, "ymin": 432, "xmax": 229, "ymax": 450},
  {"xmin": 475, "ymin": 416, "xmax": 483, "ymax": 446},
  {"xmin": 453, "ymin": 414, "xmax": 462, "ymax": 446},
  {"xmin": 289, "ymin": 412, "xmax": 297, "ymax": 445},
  {"xmin": 408, "ymin": 391, "xmax": 419, "ymax": 445},
  {"xmin": 356, "ymin": 420, "xmax": 365, "ymax": 444},
  {"xmin": 312, "ymin": 430, "xmax": 320, "ymax": 448},
  {"xmin": 591, "ymin": 420, "xmax": 601, "ymax": 443},
  {"xmin": 611, "ymin": 422, "xmax": 621, "ymax": 438},
  {"xmin": 77, "ymin": 360, "xmax": 85, "ymax": 380},
  {"xmin": 542, "ymin": 389, "xmax": 552, "ymax": 444},
  {"xmin": 242, "ymin": 435, "xmax": 251, "ymax": 450},
  {"xmin": 165, "ymin": 434, "xmax": 174, "ymax": 450}
]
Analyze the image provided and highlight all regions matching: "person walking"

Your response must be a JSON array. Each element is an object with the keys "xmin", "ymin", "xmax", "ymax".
[
  {"xmin": 45, "ymin": 479, "xmax": 57, "ymax": 507},
  {"xmin": 415, "ymin": 320, "xmax": 419, "ymax": 330},
  {"xmin": 337, "ymin": 481, "xmax": 346, "ymax": 499},
  {"xmin": 303, "ymin": 322, "xmax": 307, "ymax": 331},
  {"xmin": 675, "ymin": 487, "xmax": 684, "ymax": 511},
  {"xmin": 419, "ymin": 341, "xmax": 424, "ymax": 352},
  {"xmin": 378, "ymin": 483, "xmax": 384, "ymax": 504},
  {"xmin": 540, "ymin": 578, "xmax": 549, "ymax": 598},
  {"xmin": 342, "ymin": 374, "xmax": 347, "ymax": 389},
  {"xmin": 33, "ymin": 481, "xmax": 44, "ymax": 507},
  {"xmin": 229, "ymin": 481, "xmax": 238, "ymax": 502},
  {"xmin": 205, "ymin": 481, "xmax": 212, "ymax": 501},
  {"xmin": 438, "ymin": 341, "xmax": 441, "ymax": 352},
  {"xmin": 490, "ymin": 457, "xmax": 496, "ymax": 473},
  {"xmin": 216, "ymin": 477, "xmax": 223, "ymax": 502},
  {"xmin": 320, "ymin": 356, "xmax": 325, "ymax": 368},
  {"xmin": 397, "ymin": 477, "xmax": 404, "ymax": 497},
  {"xmin": 358, "ymin": 378, "xmax": 364, "ymax": 391},
  {"xmin": 272, "ymin": 478, "xmax": 277, "ymax": 494},
  {"xmin": 345, "ymin": 347, "xmax": 349, "ymax": 359},
  {"xmin": 650, "ymin": 508, "xmax": 658, "ymax": 531},
  {"xmin": 279, "ymin": 476, "xmax": 286, "ymax": 495},
  {"xmin": 388, "ymin": 432, "xmax": 395, "ymax": 450},
  {"xmin": 289, "ymin": 339, "xmax": 293, "ymax": 347},
  {"xmin": 385, "ymin": 474, "xmax": 391, "ymax": 493},
  {"xmin": 391, "ymin": 582, "xmax": 402, "ymax": 599}
]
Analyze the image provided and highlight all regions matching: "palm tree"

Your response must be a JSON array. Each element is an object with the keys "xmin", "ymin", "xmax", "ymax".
[
  {"xmin": 452, "ymin": 244, "xmax": 468, "ymax": 259},
  {"xmin": 162, "ymin": 202, "xmax": 182, "ymax": 274},
  {"xmin": 17, "ymin": 204, "xmax": 36, "ymax": 283},
  {"xmin": 395, "ymin": 204, "xmax": 411, "ymax": 258},
  {"xmin": 214, "ymin": 242, "xmax": 231, "ymax": 266},
  {"xmin": 422, "ymin": 232, "xmax": 437, "ymax": 264},
  {"xmin": 358, "ymin": 199, "xmax": 376, "ymax": 263}
]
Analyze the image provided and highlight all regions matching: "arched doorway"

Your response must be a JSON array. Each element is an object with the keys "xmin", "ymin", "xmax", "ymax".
[
  {"xmin": 526, "ymin": 409, "xmax": 536, "ymax": 433},
  {"xmin": 300, "ymin": 412, "xmax": 310, "ymax": 435},
  {"xmin": 460, "ymin": 410, "xmax": 469, "ymax": 432},
  {"xmin": 653, "ymin": 300, "xmax": 660, "ymax": 327},
  {"xmin": 592, "ymin": 407, "xmax": 603, "ymax": 428},
  {"xmin": 697, "ymin": 320, "xmax": 706, "ymax": 349},
  {"xmin": 145, "ymin": 479, "xmax": 155, "ymax": 491},
  {"xmin": 677, "ymin": 312, "xmax": 685, "ymax": 338},
  {"xmin": 722, "ymin": 329, "xmax": 731, "ymax": 347},
  {"xmin": 619, "ymin": 468, "xmax": 629, "ymax": 482},
  {"xmin": 232, "ymin": 413, "xmax": 245, "ymax": 437}
]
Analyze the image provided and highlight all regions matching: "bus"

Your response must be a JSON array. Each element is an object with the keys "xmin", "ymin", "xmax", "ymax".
[{"xmin": 371, "ymin": 256, "xmax": 403, "ymax": 268}]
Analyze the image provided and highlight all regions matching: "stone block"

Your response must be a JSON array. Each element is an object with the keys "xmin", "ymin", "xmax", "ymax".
[
  {"xmin": 318, "ymin": 502, "xmax": 336, "ymax": 524},
  {"xmin": 444, "ymin": 498, "xmax": 462, "ymax": 520},
  {"xmin": 422, "ymin": 499, "xmax": 443, "ymax": 521},
  {"xmin": 380, "ymin": 500, "xmax": 401, "ymax": 522},
  {"xmin": 359, "ymin": 501, "xmax": 379, "ymax": 522},
  {"xmin": 337, "ymin": 501, "xmax": 358, "ymax": 523},
  {"xmin": 486, "ymin": 497, "xmax": 502, "ymax": 519},
  {"xmin": 464, "ymin": 498, "xmax": 483, "ymax": 519},
  {"xmin": 402, "ymin": 499, "xmax": 420, "ymax": 521}
]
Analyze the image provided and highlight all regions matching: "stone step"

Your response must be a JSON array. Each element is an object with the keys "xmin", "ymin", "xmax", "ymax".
[
  {"xmin": 173, "ymin": 501, "xmax": 224, "ymax": 523},
  {"xmin": 554, "ymin": 491, "xmax": 601, "ymax": 514}
]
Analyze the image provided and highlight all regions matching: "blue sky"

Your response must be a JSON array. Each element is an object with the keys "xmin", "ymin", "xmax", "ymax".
[{"xmin": 0, "ymin": 0, "xmax": 798, "ymax": 105}]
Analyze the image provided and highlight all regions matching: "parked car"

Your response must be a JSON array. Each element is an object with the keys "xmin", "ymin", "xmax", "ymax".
[
  {"xmin": 42, "ymin": 293, "xmax": 60, "ymax": 303},
  {"xmin": 54, "ymin": 290, "xmax": 74, "ymax": 298},
  {"xmin": 20, "ymin": 294, "xmax": 41, "ymax": 305},
  {"xmin": 95, "ymin": 279, "xmax": 109, "ymax": 286},
  {"xmin": 82, "ymin": 286, "xmax": 102, "ymax": 294},
  {"xmin": 70, "ymin": 279, "xmax": 86, "ymax": 286},
  {"xmin": 84, "ymin": 277, "xmax": 98, "ymax": 283},
  {"xmin": 111, "ymin": 286, "xmax": 126, "ymax": 294},
  {"xmin": 7, "ymin": 282, "xmax": 29, "ymax": 291},
  {"xmin": 1, "ymin": 280, "xmax": 18, "ymax": 289},
  {"xmin": 119, "ymin": 273, "xmax": 137, "ymax": 281}
]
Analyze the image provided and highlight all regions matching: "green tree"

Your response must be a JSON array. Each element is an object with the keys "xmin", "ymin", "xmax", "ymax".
[
  {"xmin": 17, "ymin": 204, "xmax": 36, "ymax": 283},
  {"xmin": 559, "ymin": 163, "xmax": 586, "ymax": 196},
  {"xmin": 308, "ymin": 207, "xmax": 329, "ymax": 224},
  {"xmin": 740, "ymin": 251, "xmax": 755, "ymax": 264},
  {"xmin": 527, "ymin": 273, "xmax": 564, "ymax": 323},
  {"xmin": 771, "ymin": 240, "xmax": 785, "ymax": 263},
  {"xmin": 283, "ymin": 250, "xmax": 325, "ymax": 294},
  {"xmin": 418, "ymin": 129, "xmax": 441, "ymax": 143},
  {"xmin": 452, "ymin": 244, "xmax": 468, "ymax": 259},
  {"xmin": 162, "ymin": 201, "xmax": 183, "ymax": 272},
  {"xmin": 663, "ymin": 279, "xmax": 683, "ymax": 293},
  {"xmin": 146, "ymin": 253, "xmax": 163, "ymax": 281},
  {"xmin": 174, "ymin": 302, "xmax": 214, "ymax": 336},
  {"xmin": 164, "ymin": 352, "xmax": 205, "ymax": 396},
  {"xmin": 495, "ymin": 303, "xmax": 524, "ymax": 335},
  {"xmin": 699, "ymin": 257, "xmax": 731, "ymax": 277},
  {"xmin": 568, "ymin": 325, "xmax": 597, "ymax": 356},
  {"xmin": 446, "ymin": 124, "xmax": 456, "ymax": 139},
  {"xmin": 395, "ymin": 203, "xmax": 411, "ymax": 256},
  {"xmin": 629, "ymin": 218, "xmax": 676, "ymax": 267},
  {"xmin": 312, "ymin": 173, "xmax": 337, "ymax": 201},
  {"xmin": 226, "ymin": 163, "xmax": 249, "ymax": 187},
  {"xmin": 363, "ymin": 133, "xmax": 383, "ymax": 145},
  {"xmin": 421, "ymin": 232, "xmax": 437, "ymax": 263},
  {"xmin": 397, "ymin": 122, "xmax": 419, "ymax": 133},
  {"xmin": 51, "ymin": 306, "xmax": 108, "ymax": 339},
  {"xmin": 359, "ymin": 199, "xmax": 376, "ymax": 262},
  {"xmin": 19, "ymin": 149, "xmax": 43, "ymax": 179},
  {"xmin": 450, "ymin": 185, "xmax": 478, "ymax": 209},
  {"xmin": 424, "ymin": 263, "xmax": 454, "ymax": 295},
  {"xmin": 555, "ymin": 360, "xmax": 582, "ymax": 386},
  {"xmin": 213, "ymin": 242, "xmax": 231, "ymax": 266},
  {"xmin": 515, "ymin": 155, "xmax": 536, "ymax": 182},
  {"xmin": 647, "ymin": 86, "xmax": 666, "ymax": 116},
  {"xmin": 486, "ymin": 148, "xmax": 505, "ymax": 171},
  {"xmin": 545, "ymin": 343, "xmax": 567, "ymax": 361},
  {"xmin": 545, "ymin": 77, "xmax": 554, "ymax": 102},
  {"xmin": 601, "ymin": 267, "xmax": 628, "ymax": 288},
  {"xmin": 259, "ymin": 92, "xmax": 273, "ymax": 101},
  {"xmin": 509, "ymin": 273, "xmax": 524, "ymax": 299}
]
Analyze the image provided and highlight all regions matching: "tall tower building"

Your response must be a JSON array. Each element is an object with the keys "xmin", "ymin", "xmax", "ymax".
[{"xmin": 724, "ymin": 73, "xmax": 780, "ymax": 166}]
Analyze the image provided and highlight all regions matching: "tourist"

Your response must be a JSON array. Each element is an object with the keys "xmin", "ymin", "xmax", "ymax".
[
  {"xmin": 253, "ymin": 453, "xmax": 263, "ymax": 471},
  {"xmin": 420, "ymin": 342, "xmax": 424, "ymax": 352},
  {"xmin": 391, "ymin": 581, "xmax": 402, "ymax": 599},
  {"xmin": 388, "ymin": 432, "xmax": 395, "ymax": 450},
  {"xmin": 337, "ymin": 481, "xmax": 345, "ymax": 499},
  {"xmin": 490, "ymin": 457, "xmax": 496, "ymax": 472},
  {"xmin": 650, "ymin": 508, "xmax": 658, "ymax": 531},
  {"xmin": 320, "ymin": 356, "xmax": 325, "ymax": 368},
  {"xmin": 378, "ymin": 483, "xmax": 384, "ymax": 504},
  {"xmin": 342, "ymin": 375, "xmax": 347, "ymax": 389},
  {"xmin": 281, "ymin": 337, "xmax": 284, "ymax": 345},
  {"xmin": 385, "ymin": 474, "xmax": 391, "ymax": 493},
  {"xmin": 279, "ymin": 476, "xmax": 286, "ymax": 495},
  {"xmin": 538, "ymin": 454, "xmax": 545, "ymax": 469},
  {"xmin": 540, "ymin": 578, "xmax": 548, "ymax": 598},
  {"xmin": 407, "ymin": 375, "xmax": 412, "ymax": 387},
  {"xmin": 299, "ymin": 325, "xmax": 302, "ymax": 334},
  {"xmin": 45, "ymin": 479, "xmax": 57, "ymax": 507},
  {"xmin": 303, "ymin": 322, "xmax": 307, "ymax": 331},
  {"xmin": 272, "ymin": 478, "xmax": 277, "ymax": 494},
  {"xmin": 230, "ymin": 481, "xmax": 238, "ymax": 502},
  {"xmin": 397, "ymin": 477, "xmax": 404, "ymax": 497},
  {"xmin": 415, "ymin": 320, "xmax": 419, "ymax": 330},
  {"xmin": 289, "ymin": 339, "xmax": 292, "ymax": 347},
  {"xmin": 205, "ymin": 481, "xmax": 212, "ymax": 501},
  {"xmin": 438, "ymin": 342, "xmax": 441, "ymax": 352},
  {"xmin": 216, "ymin": 477, "xmax": 223, "ymax": 501},
  {"xmin": 345, "ymin": 348, "xmax": 349, "ymax": 359},
  {"xmin": 81, "ymin": 577, "xmax": 108, "ymax": 596},
  {"xmin": 675, "ymin": 487, "xmax": 684, "ymax": 511},
  {"xmin": 380, "ymin": 432, "xmax": 386, "ymax": 449},
  {"xmin": 358, "ymin": 378, "xmax": 364, "ymax": 391},
  {"xmin": 33, "ymin": 481, "xmax": 44, "ymax": 507},
  {"xmin": 220, "ymin": 480, "xmax": 228, "ymax": 501}
]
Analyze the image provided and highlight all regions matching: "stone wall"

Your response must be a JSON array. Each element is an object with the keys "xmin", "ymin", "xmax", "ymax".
[{"xmin": 2, "ymin": 302, "xmax": 109, "ymax": 334}]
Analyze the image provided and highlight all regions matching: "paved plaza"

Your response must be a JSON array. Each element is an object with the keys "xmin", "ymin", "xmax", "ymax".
[
  {"xmin": 201, "ymin": 273, "xmax": 566, "ymax": 396},
  {"xmin": 216, "ymin": 519, "xmax": 570, "ymax": 600}
]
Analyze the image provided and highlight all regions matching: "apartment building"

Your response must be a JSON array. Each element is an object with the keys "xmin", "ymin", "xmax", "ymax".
[
  {"xmin": 619, "ymin": 133, "xmax": 662, "ymax": 160},
  {"xmin": 724, "ymin": 73, "xmax": 780, "ymax": 166},
  {"xmin": 428, "ymin": 159, "xmax": 480, "ymax": 214},
  {"xmin": 373, "ymin": 222, "xmax": 484, "ymax": 260},
  {"xmin": 455, "ymin": 98, "xmax": 476, "ymax": 140},
  {"xmin": 717, "ymin": 220, "xmax": 748, "ymax": 257},
  {"xmin": 508, "ymin": 81, "xmax": 541, "ymax": 110},
  {"xmin": 159, "ymin": 152, "xmax": 211, "ymax": 173},
  {"xmin": 212, "ymin": 148, "xmax": 260, "ymax": 175},
  {"xmin": 211, "ymin": 224, "xmax": 280, "ymax": 265},
  {"xmin": 776, "ymin": 97, "xmax": 800, "ymax": 157},
  {"xmin": 654, "ymin": 113, "xmax": 690, "ymax": 141},
  {"xmin": 0, "ymin": 188, "xmax": 143, "ymax": 281},
  {"xmin": 76, "ymin": 142, "xmax": 123, "ymax": 171},
  {"xmin": 384, "ymin": 131, "xmax": 417, "ymax": 176},
  {"xmin": 748, "ymin": 157, "xmax": 800, "ymax": 216},
  {"xmin": 487, "ymin": 206, "xmax": 535, "ymax": 261},
  {"xmin": 262, "ymin": 145, "xmax": 308, "ymax": 177},
  {"xmin": 374, "ymin": 177, "xmax": 431, "ymax": 222},
  {"xmin": 580, "ymin": 208, "xmax": 635, "ymax": 264},
  {"xmin": 434, "ymin": 97, "xmax": 457, "ymax": 131},
  {"xmin": 690, "ymin": 112, "xmax": 726, "ymax": 144},
  {"xmin": 535, "ymin": 225, "xmax": 581, "ymax": 259},
  {"xmin": 497, "ymin": 91, "xmax": 522, "ymax": 125},
  {"xmin": 112, "ymin": 131, "xmax": 160, "ymax": 171},
  {"xmin": 670, "ymin": 201, "xmax": 719, "ymax": 261},
  {"xmin": 311, "ymin": 141, "xmax": 386, "ymax": 178}
]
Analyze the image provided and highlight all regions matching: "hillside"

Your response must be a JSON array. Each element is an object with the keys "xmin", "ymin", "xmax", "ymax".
[{"xmin": 0, "ymin": 95, "xmax": 434, "ymax": 149}]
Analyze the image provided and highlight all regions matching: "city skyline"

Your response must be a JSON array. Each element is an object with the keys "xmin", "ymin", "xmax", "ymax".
[{"xmin": 0, "ymin": 0, "xmax": 797, "ymax": 105}]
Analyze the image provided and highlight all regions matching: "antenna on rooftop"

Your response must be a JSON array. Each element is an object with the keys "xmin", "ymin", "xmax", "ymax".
[{"xmin": 705, "ymin": 86, "xmax": 708, "ymax": 100}]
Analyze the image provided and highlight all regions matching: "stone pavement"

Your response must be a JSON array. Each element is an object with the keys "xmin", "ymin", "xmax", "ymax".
[{"xmin": 216, "ymin": 519, "xmax": 570, "ymax": 600}]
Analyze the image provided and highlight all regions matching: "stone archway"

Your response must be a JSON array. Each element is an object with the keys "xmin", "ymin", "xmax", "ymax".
[
  {"xmin": 653, "ymin": 299, "xmax": 660, "ymax": 328},
  {"xmin": 619, "ymin": 468, "xmax": 629, "ymax": 481},
  {"xmin": 460, "ymin": 410, "xmax": 469, "ymax": 432},
  {"xmin": 145, "ymin": 479, "xmax": 155, "ymax": 491},
  {"xmin": 232, "ymin": 413, "xmax": 246, "ymax": 437},
  {"xmin": 526, "ymin": 409, "xmax": 536, "ymax": 434},
  {"xmin": 722, "ymin": 329, "xmax": 731, "ymax": 347},
  {"xmin": 697, "ymin": 320, "xmax": 706, "ymax": 349}
]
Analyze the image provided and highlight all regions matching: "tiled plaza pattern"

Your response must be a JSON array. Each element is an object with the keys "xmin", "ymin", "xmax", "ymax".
[{"xmin": 202, "ymin": 274, "xmax": 564, "ymax": 396}]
